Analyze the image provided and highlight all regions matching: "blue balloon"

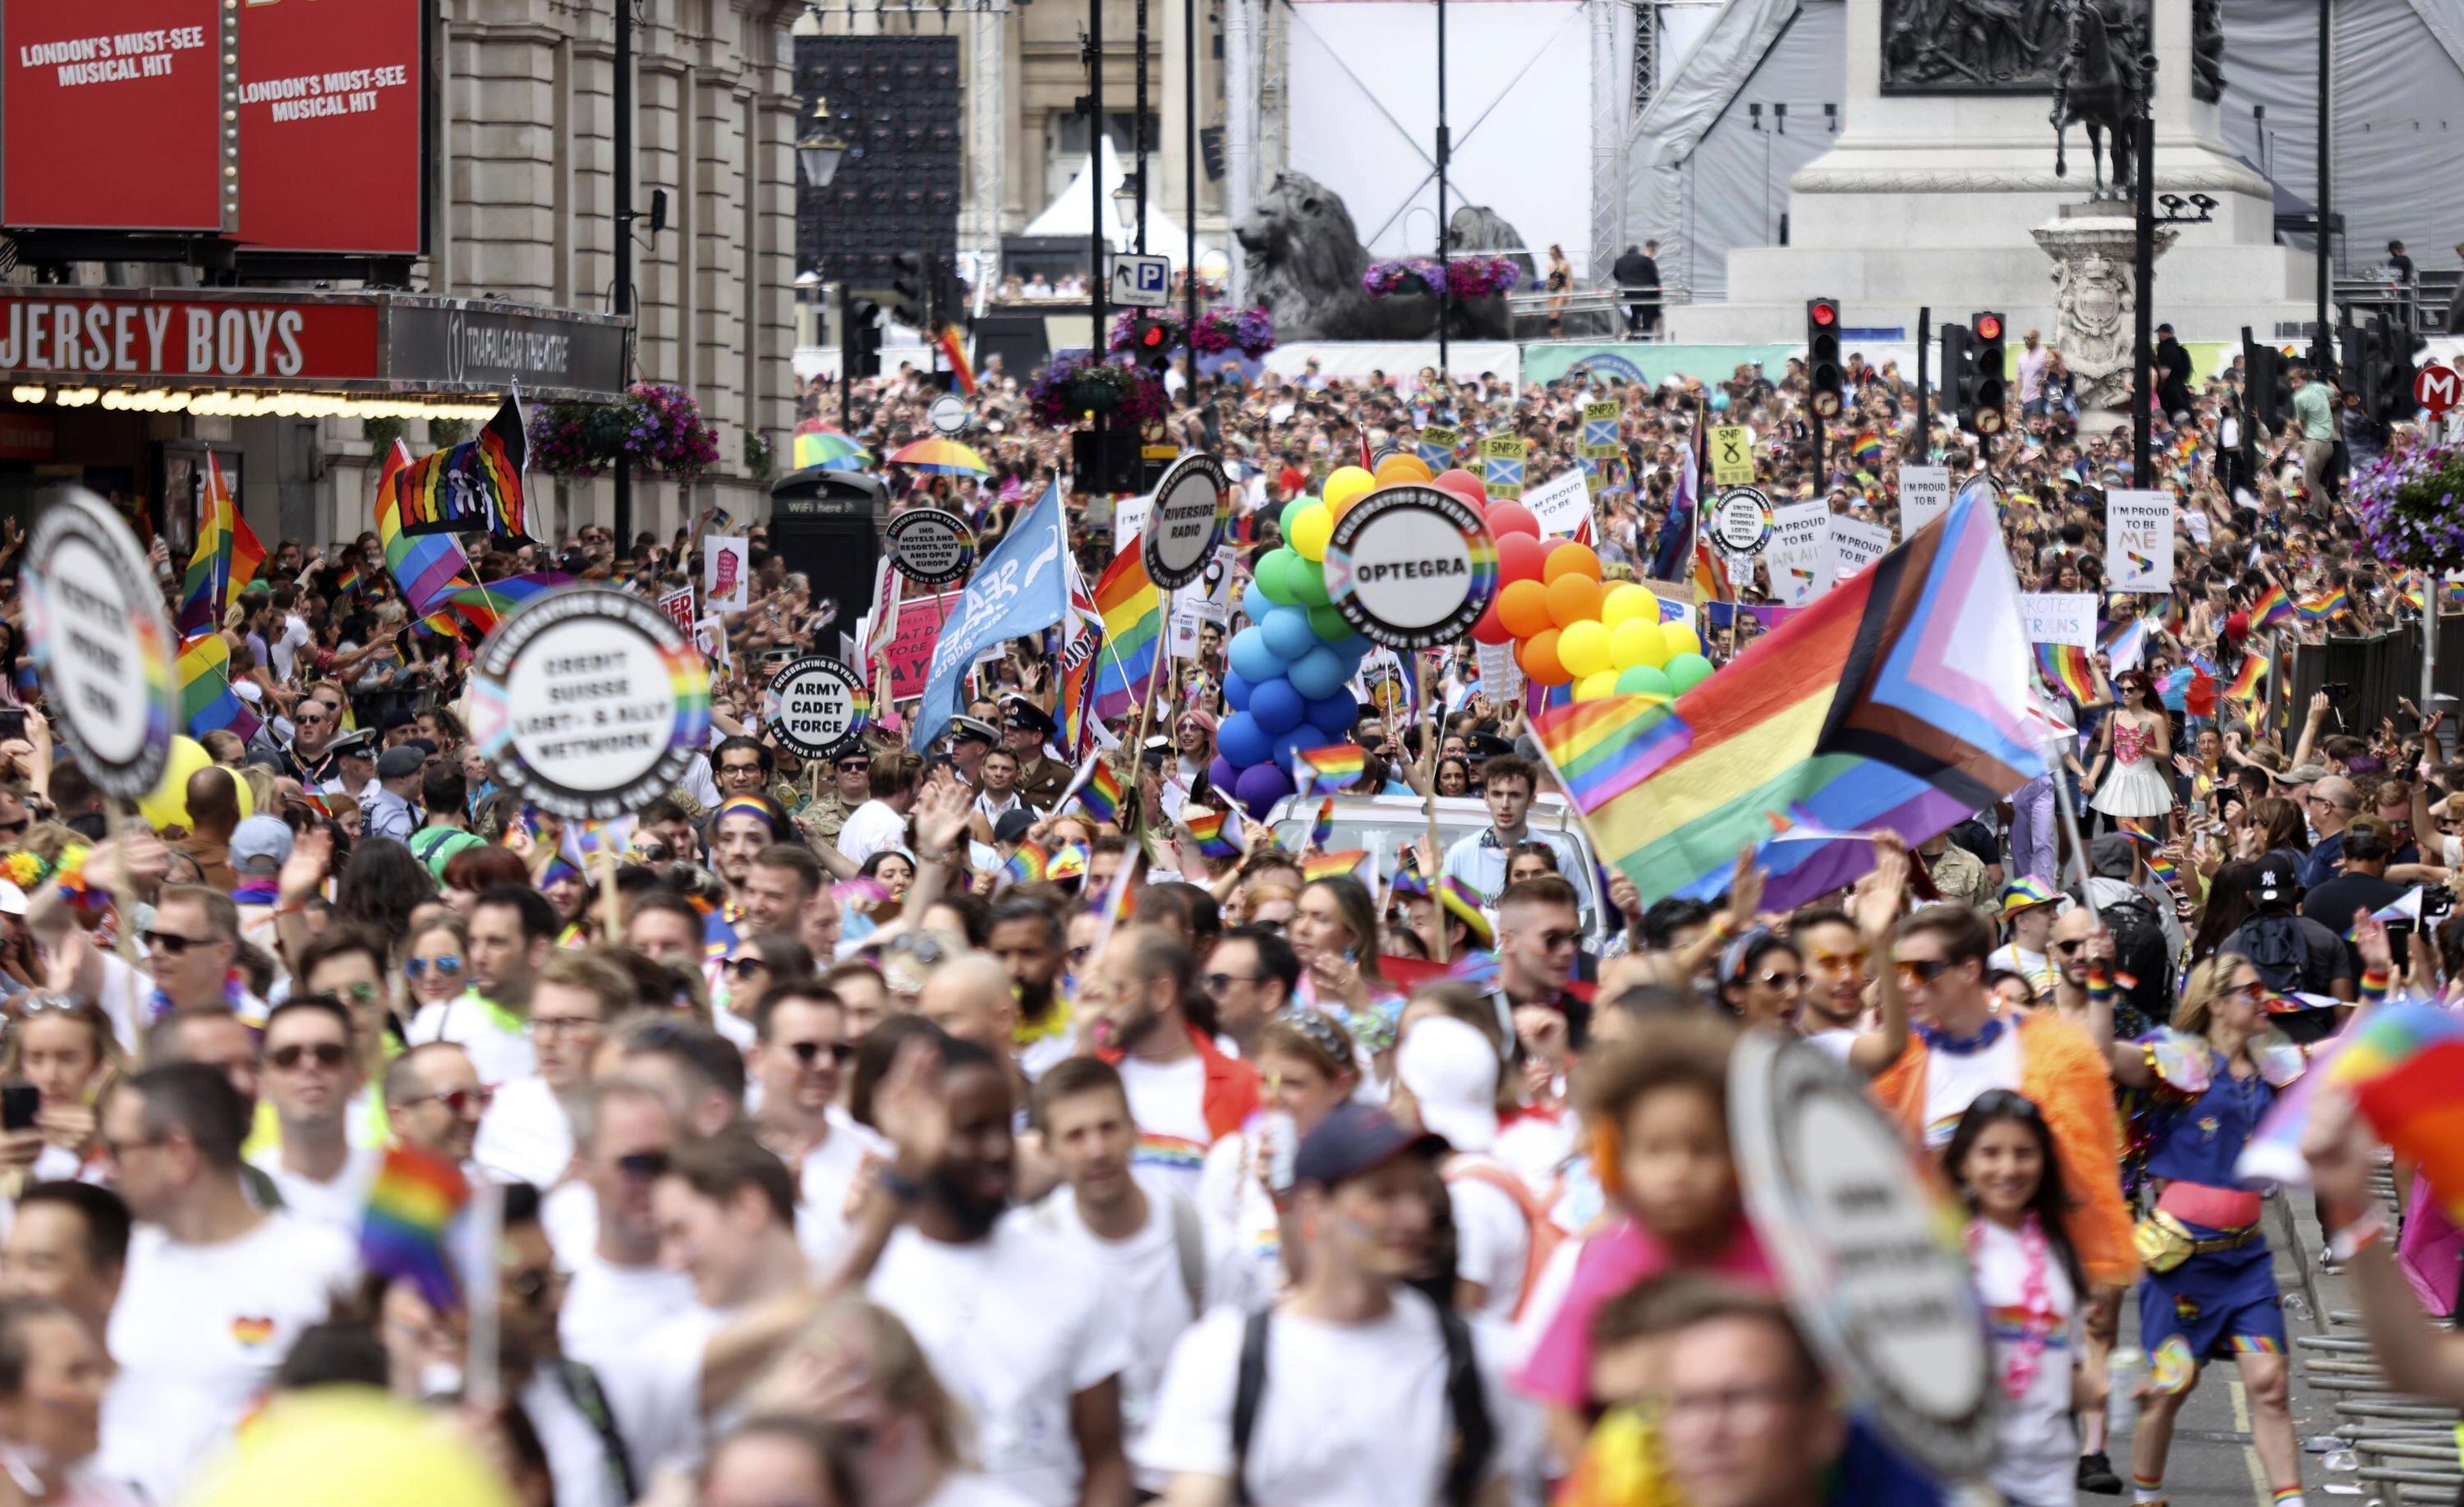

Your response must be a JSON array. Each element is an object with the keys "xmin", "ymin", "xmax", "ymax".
[
  {"xmin": 1242, "ymin": 582, "xmax": 1274, "ymax": 624},
  {"xmin": 1216, "ymin": 712, "xmax": 1272, "ymax": 769},
  {"xmin": 1289, "ymin": 644, "xmax": 1347, "ymax": 700},
  {"xmin": 1304, "ymin": 691, "xmax": 1358, "ymax": 740},
  {"xmin": 1233, "ymin": 761, "xmax": 1296, "ymax": 818},
  {"xmin": 1251, "ymin": 676, "xmax": 1307, "ymax": 735},
  {"xmin": 1227, "ymin": 627, "xmax": 1283, "ymax": 685},
  {"xmin": 1222, "ymin": 671, "xmax": 1255, "ymax": 712},
  {"xmin": 1331, "ymin": 633, "xmax": 1375, "ymax": 661},
  {"xmin": 1268, "ymin": 725, "xmax": 1315, "ymax": 774},
  {"xmin": 1262, "ymin": 606, "xmax": 1317, "ymax": 663}
]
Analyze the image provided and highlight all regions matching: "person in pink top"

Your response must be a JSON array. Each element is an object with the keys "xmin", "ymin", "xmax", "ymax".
[{"xmin": 1511, "ymin": 1011, "xmax": 1776, "ymax": 1463}]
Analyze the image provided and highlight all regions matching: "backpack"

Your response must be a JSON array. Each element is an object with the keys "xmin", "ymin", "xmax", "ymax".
[
  {"xmin": 2228, "ymin": 913, "xmax": 2314, "ymax": 995},
  {"xmin": 2080, "ymin": 882, "xmax": 2172, "ymax": 1033},
  {"xmin": 1231, "ymin": 1298, "xmax": 1493, "ymax": 1507},
  {"xmin": 1441, "ymin": 1156, "xmax": 1565, "ymax": 1321}
]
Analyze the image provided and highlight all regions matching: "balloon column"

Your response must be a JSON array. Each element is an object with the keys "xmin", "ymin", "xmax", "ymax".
[
  {"xmin": 1212, "ymin": 454, "xmax": 1443, "ymax": 816},
  {"xmin": 1469, "ymin": 502, "xmax": 1715, "ymax": 708}
]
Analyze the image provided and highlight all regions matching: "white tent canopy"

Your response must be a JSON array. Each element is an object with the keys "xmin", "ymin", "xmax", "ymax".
[{"xmin": 1020, "ymin": 135, "xmax": 1189, "ymax": 266}]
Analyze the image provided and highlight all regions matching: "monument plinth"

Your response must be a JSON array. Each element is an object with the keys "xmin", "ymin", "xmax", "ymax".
[{"xmin": 1664, "ymin": 0, "xmax": 2311, "ymax": 346}]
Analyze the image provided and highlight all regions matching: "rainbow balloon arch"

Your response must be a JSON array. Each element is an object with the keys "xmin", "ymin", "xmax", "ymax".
[{"xmin": 1209, "ymin": 453, "xmax": 1712, "ymax": 816}]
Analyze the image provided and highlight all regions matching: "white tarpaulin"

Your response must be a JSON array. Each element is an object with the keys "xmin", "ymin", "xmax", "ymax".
[{"xmin": 1021, "ymin": 136, "xmax": 1189, "ymax": 264}]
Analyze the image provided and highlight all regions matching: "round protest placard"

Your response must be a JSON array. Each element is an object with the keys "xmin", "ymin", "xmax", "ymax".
[
  {"xmin": 22, "ymin": 489, "xmax": 177, "ymax": 800},
  {"xmin": 1142, "ymin": 453, "xmax": 1231, "ymax": 590},
  {"xmin": 1711, "ymin": 486, "xmax": 1775, "ymax": 556},
  {"xmin": 1321, "ymin": 483, "xmax": 1497, "ymax": 650},
  {"xmin": 466, "ymin": 586, "xmax": 713, "ymax": 820},
  {"xmin": 885, "ymin": 508, "xmax": 976, "ymax": 586},
  {"xmin": 766, "ymin": 655, "xmax": 869, "ymax": 760},
  {"xmin": 928, "ymin": 393, "xmax": 968, "ymax": 435},
  {"xmin": 1728, "ymin": 1032, "xmax": 1996, "ymax": 1482}
]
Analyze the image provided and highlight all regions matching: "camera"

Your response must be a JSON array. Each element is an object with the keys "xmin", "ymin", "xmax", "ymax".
[{"xmin": 2322, "ymin": 683, "xmax": 2352, "ymax": 704}]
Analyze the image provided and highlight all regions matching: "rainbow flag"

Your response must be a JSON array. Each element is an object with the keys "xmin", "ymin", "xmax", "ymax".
[
  {"xmin": 2402, "ymin": 575, "xmax": 2429, "ymax": 613},
  {"xmin": 1076, "ymin": 759, "xmax": 1124, "ymax": 825},
  {"xmin": 1691, "ymin": 536, "xmax": 1733, "ymax": 607},
  {"xmin": 2034, "ymin": 642, "xmax": 2095, "ymax": 703},
  {"xmin": 378, "ymin": 442, "xmax": 563, "ymax": 640},
  {"xmin": 1439, "ymin": 875, "xmax": 1495, "ymax": 945},
  {"xmin": 1303, "ymin": 848, "xmax": 1367, "ymax": 881},
  {"xmin": 388, "ymin": 396, "xmax": 531, "ymax": 540},
  {"xmin": 329, "ymin": 563, "xmax": 368, "ymax": 607},
  {"xmin": 2328, "ymin": 1004, "xmax": 2464, "ymax": 1227},
  {"xmin": 2099, "ymin": 616, "xmax": 2149, "ymax": 673},
  {"xmin": 1533, "ymin": 493, "xmax": 2042, "ymax": 911},
  {"xmin": 1057, "ymin": 555, "xmax": 1107, "ymax": 760},
  {"xmin": 2250, "ymin": 583, "xmax": 2295, "ymax": 628},
  {"xmin": 2224, "ymin": 652, "xmax": 2267, "ymax": 701},
  {"xmin": 1183, "ymin": 809, "xmax": 1243, "ymax": 861},
  {"xmin": 176, "ymin": 633, "xmax": 263, "ymax": 742},
  {"xmin": 177, "ymin": 453, "xmax": 263, "ymax": 638},
  {"xmin": 1308, "ymin": 795, "xmax": 1335, "ymax": 854},
  {"xmin": 1852, "ymin": 432, "xmax": 1883, "ymax": 469},
  {"xmin": 360, "ymin": 1145, "xmax": 471, "ymax": 1312},
  {"xmin": 1001, "ymin": 841, "xmax": 1050, "ymax": 887},
  {"xmin": 2298, "ymin": 586, "xmax": 2347, "ymax": 622},
  {"xmin": 2145, "ymin": 850, "xmax": 2180, "ymax": 888},
  {"xmin": 1294, "ymin": 743, "xmax": 1368, "ymax": 796},
  {"xmin": 1090, "ymin": 540, "xmax": 1163, "ymax": 720},
  {"xmin": 1390, "ymin": 845, "xmax": 1430, "ymax": 899},
  {"xmin": 1046, "ymin": 842, "xmax": 1091, "ymax": 884},
  {"xmin": 936, "ymin": 325, "xmax": 977, "ymax": 395}
]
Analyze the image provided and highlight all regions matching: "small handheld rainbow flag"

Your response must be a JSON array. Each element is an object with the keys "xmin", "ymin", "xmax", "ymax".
[
  {"xmin": 1181, "ymin": 809, "xmax": 1244, "ymax": 861},
  {"xmin": 1308, "ymin": 796, "xmax": 1335, "ymax": 854},
  {"xmin": 1294, "ymin": 743, "xmax": 1368, "ymax": 796},
  {"xmin": 935, "ymin": 324, "xmax": 977, "ymax": 395},
  {"xmin": 1046, "ymin": 843, "xmax": 1091, "ymax": 885},
  {"xmin": 2033, "ymin": 642, "xmax": 2095, "ymax": 703},
  {"xmin": 1001, "ymin": 842, "xmax": 1050, "ymax": 888},
  {"xmin": 2298, "ymin": 586, "xmax": 2348, "ymax": 622},
  {"xmin": 360, "ymin": 1146, "xmax": 471, "ymax": 1312},
  {"xmin": 1390, "ymin": 845, "xmax": 1431, "ymax": 899},
  {"xmin": 2224, "ymin": 652, "xmax": 2267, "ymax": 701},
  {"xmin": 2250, "ymin": 583, "xmax": 2295, "ymax": 629},
  {"xmin": 1852, "ymin": 432, "xmax": 1883, "ymax": 469},
  {"xmin": 2327, "ymin": 1004, "xmax": 2464, "ymax": 1226},
  {"xmin": 1303, "ymin": 849, "xmax": 1367, "ymax": 881},
  {"xmin": 1076, "ymin": 760, "xmax": 1124, "ymax": 825}
]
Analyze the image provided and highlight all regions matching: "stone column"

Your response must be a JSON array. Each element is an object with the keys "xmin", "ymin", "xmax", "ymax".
[
  {"xmin": 2031, "ymin": 204, "xmax": 2172, "ymax": 418},
  {"xmin": 969, "ymin": 2, "xmax": 1007, "ymax": 283}
]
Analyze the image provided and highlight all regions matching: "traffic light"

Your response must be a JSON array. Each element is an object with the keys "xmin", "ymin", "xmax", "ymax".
[
  {"xmin": 1804, "ymin": 298, "xmax": 1842, "ymax": 416},
  {"xmin": 1968, "ymin": 310, "xmax": 2007, "ymax": 434},
  {"xmin": 1199, "ymin": 126, "xmax": 1226, "ymax": 182},
  {"xmin": 2380, "ymin": 318, "xmax": 2425, "ymax": 423},
  {"xmin": 1941, "ymin": 322, "xmax": 1978, "ymax": 433},
  {"xmin": 844, "ymin": 299, "xmax": 883, "ymax": 379},
  {"xmin": 1127, "ymin": 315, "xmax": 1175, "ymax": 371},
  {"xmin": 890, "ymin": 254, "xmax": 929, "ymax": 323},
  {"xmin": 2241, "ymin": 329, "xmax": 2291, "ymax": 433},
  {"xmin": 2338, "ymin": 321, "xmax": 2382, "ymax": 416}
]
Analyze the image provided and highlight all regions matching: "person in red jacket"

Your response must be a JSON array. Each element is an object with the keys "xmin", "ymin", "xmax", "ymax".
[{"xmin": 1087, "ymin": 925, "xmax": 1262, "ymax": 1202}]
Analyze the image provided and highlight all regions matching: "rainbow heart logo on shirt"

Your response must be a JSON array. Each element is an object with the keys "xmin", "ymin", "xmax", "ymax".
[{"xmin": 231, "ymin": 1316, "xmax": 276, "ymax": 1348}]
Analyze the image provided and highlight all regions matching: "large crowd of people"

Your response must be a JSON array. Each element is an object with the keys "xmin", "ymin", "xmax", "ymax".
[{"xmin": 0, "ymin": 312, "xmax": 2455, "ymax": 1507}]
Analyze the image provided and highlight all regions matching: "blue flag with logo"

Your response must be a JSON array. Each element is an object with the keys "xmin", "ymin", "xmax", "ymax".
[{"xmin": 910, "ymin": 480, "xmax": 1070, "ymax": 751}]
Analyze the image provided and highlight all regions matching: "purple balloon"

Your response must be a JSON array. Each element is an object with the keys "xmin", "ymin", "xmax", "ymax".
[
  {"xmin": 1232, "ymin": 760, "xmax": 1296, "ymax": 818},
  {"xmin": 1208, "ymin": 755, "xmax": 1239, "ymax": 793}
]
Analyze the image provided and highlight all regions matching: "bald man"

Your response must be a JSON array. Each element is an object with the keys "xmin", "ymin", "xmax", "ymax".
[
  {"xmin": 172, "ymin": 765, "xmax": 242, "ymax": 890},
  {"xmin": 2301, "ymin": 775, "xmax": 2362, "ymax": 890},
  {"xmin": 916, "ymin": 955, "xmax": 1018, "ymax": 1055},
  {"xmin": 384, "ymin": 1043, "xmax": 488, "ymax": 1166}
]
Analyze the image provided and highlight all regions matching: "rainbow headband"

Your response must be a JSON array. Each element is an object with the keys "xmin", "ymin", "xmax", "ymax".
[{"xmin": 712, "ymin": 794, "xmax": 786, "ymax": 836}]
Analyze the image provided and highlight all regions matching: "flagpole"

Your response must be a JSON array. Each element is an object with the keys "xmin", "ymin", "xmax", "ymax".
[
  {"xmin": 1419, "ymin": 653, "xmax": 1448, "ymax": 965},
  {"xmin": 1522, "ymin": 699, "xmax": 1636, "ymax": 917}
]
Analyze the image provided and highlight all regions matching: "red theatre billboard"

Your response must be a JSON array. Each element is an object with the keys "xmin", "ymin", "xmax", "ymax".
[
  {"xmin": 1, "ymin": 0, "xmax": 231, "ymax": 232},
  {"xmin": 233, "ymin": 0, "xmax": 427, "ymax": 256}
]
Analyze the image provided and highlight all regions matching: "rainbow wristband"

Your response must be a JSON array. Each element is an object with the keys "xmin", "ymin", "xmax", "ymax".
[{"xmin": 2361, "ymin": 965, "xmax": 2393, "ymax": 1004}]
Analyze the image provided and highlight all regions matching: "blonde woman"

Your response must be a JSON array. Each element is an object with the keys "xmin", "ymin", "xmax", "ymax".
[{"xmin": 0, "ymin": 999, "xmax": 121, "ymax": 1182}]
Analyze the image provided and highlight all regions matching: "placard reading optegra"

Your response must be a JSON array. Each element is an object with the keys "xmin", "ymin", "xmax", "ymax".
[
  {"xmin": 467, "ymin": 586, "xmax": 713, "ymax": 820},
  {"xmin": 766, "ymin": 655, "xmax": 869, "ymax": 761},
  {"xmin": 1142, "ymin": 453, "xmax": 1231, "ymax": 590},
  {"xmin": 1321, "ymin": 484, "xmax": 1498, "ymax": 650},
  {"xmin": 22, "ymin": 489, "xmax": 177, "ymax": 800},
  {"xmin": 885, "ymin": 508, "xmax": 977, "ymax": 586}
]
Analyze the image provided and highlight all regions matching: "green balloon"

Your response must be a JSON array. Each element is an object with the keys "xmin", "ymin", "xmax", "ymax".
[
  {"xmin": 1256, "ymin": 548, "xmax": 1300, "ymax": 604},
  {"xmin": 1666, "ymin": 651, "xmax": 1717, "ymax": 692},
  {"xmin": 1279, "ymin": 496, "xmax": 1314, "ymax": 540},
  {"xmin": 1289, "ymin": 562, "xmax": 1332, "ymax": 607},
  {"xmin": 1613, "ymin": 664, "xmax": 1674, "ymax": 699},
  {"xmin": 1308, "ymin": 604, "xmax": 1352, "ymax": 641}
]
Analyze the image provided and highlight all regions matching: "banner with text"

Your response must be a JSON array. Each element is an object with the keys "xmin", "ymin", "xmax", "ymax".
[
  {"xmin": 2017, "ymin": 592, "xmax": 2097, "ymax": 647},
  {"xmin": 2106, "ymin": 490, "xmax": 2175, "ymax": 591}
]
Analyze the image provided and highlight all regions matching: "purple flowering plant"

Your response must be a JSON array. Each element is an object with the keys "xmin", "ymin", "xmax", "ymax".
[{"xmin": 2351, "ymin": 436, "xmax": 2464, "ymax": 573}]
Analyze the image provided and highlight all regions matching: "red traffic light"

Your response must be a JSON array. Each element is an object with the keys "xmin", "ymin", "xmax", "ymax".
[
  {"xmin": 1809, "ymin": 300, "xmax": 1838, "ymax": 327},
  {"xmin": 1975, "ymin": 313, "xmax": 2003, "ymax": 341},
  {"xmin": 1137, "ymin": 320, "xmax": 1170, "ymax": 349}
]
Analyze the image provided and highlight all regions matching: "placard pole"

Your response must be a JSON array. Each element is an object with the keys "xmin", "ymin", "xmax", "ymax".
[
  {"xmin": 1420, "ymin": 653, "xmax": 1447, "ymax": 965},
  {"xmin": 103, "ymin": 798, "xmax": 139, "ymax": 967}
]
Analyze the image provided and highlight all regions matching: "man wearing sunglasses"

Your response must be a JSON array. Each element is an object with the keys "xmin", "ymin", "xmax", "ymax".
[
  {"xmin": 745, "ymin": 979, "xmax": 881, "ymax": 1271},
  {"xmin": 248, "ymin": 995, "xmax": 377, "ymax": 1234},
  {"xmin": 141, "ymin": 886, "xmax": 264, "ymax": 1028},
  {"xmin": 559, "ymin": 1082, "xmax": 697, "ymax": 1368},
  {"xmin": 384, "ymin": 1043, "xmax": 491, "ymax": 1169}
]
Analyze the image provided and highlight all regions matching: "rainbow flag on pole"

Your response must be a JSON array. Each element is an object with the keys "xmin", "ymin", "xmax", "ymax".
[
  {"xmin": 2224, "ymin": 651, "xmax": 2267, "ymax": 701},
  {"xmin": 2298, "ymin": 586, "xmax": 2348, "ymax": 623},
  {"xmin": 176, "ymin": 633, "xmax": 263, "ymax": 742},
  {"xmin": 1090, "ymin": 540, "xmax": 1163, "ymax": 720},
  {"xmin": 359, "ymin": 1145, "xmax": 472, "ymax": 1312},
  {"xmin": 2328, "ymin": 1004, "xmax": 2464, "ymax": 1226},
  {"xmin": 2033, "ymin": 642, "xmax": 2096, "ymax": 703},
  {"xmin": 387, "ymin": 395, "xmax": 531, "ymax": 540},
  {"xmin": 1181, "ymin": 808, "xmax": 1244, "ymax": 861},
  {"xmin": 1533, "ymin": 494, "xmax": 2042, "ymax": 910},
  {"xmin": 2250, "ymin": 583, "xmax": 2296, "ymax": 629},
  {"xmin": 1294, "ymin": 743, "xmax": 1367, "ymax": 795},
  {"xmin": 177, "ymin": 453, "xmax": 262, "ymax": 638}
]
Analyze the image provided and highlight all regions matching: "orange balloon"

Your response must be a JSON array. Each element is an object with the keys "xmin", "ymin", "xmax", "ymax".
[
  {"xmin": 1496, "ymin": 578, "xmax": 1555, "ymax": 640},
  {"xmin": 1517, "ymin": 627, "xmax": 1570, "ymax": 686},
  {"xmin": 1374, "ymin": 453, "xmax": 1433, "ymax": 484},
  {"xmin": 1542, "ymin": 540, "xmax": 1602, "ymax": 583},
  {"xmin": 1545, "ymin": 572, "xmax": 1603, "ymax": 629}
]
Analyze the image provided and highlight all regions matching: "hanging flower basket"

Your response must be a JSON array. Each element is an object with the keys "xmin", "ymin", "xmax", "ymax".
[
  {"xmin": 1445, "ymin": 255, "xmax": 1524, "ymax": 299},
  {"xmin": 1108, "ymin": 306, "xmax": 1279, "ymax": 360},
  {"xmin": 526, "ymin": 384, "xmax": 722, "ymax": 481},
  {"xmin": 1027, "ymin": 355, "xmax": 1170, "ymax": 427},
  {"xmin": 2352, "ymin": 439, "xmax": 2464, "ymax": 574},
  {"xmin": 1363, "ymin": 258, "xmax": 1443, "ymax": 299}
]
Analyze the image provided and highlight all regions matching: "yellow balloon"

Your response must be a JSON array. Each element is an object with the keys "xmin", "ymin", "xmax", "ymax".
[
  {"xmin": 136, "ymin": 736, "xmax": 214, "ymax": 831},
  {"xmin": 1600, "ymin": 582, "xmax": 1658, "ymax": 628},
  {"xmin": 1289, "ymin": 503, "xmax": 1334, "ymax": 562},
  {"xmin": 1557, "ymin": 619, "xmax": 1614, "ymax": 679},
  {"xmin": 1323, "ymin": 466, "xmax": 1377, "ymax": 515},
  {"xmin": 1610, "ymin": 618, "xmax": 1668, "ymax": 670},
  {"xmin": 1574, "ymin": 669, "xmax": 1621, "ymax": 702},
  {"xmin": 188, "ymin": 1388, "xmax": 515, "ymax": 1507},
  {"xmin": 1660, "ymin": 620, "xmax": 1703, "ymax": 660}
]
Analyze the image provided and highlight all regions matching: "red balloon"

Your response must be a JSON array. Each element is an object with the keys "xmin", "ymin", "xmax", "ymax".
[
  {"xmin": 1497, "ymin": 531, "xmax": 1550, "ymax": 586},
  {"xmin": 1470, "ymin": 600, "xmax": 1512, "ymax": 645},
  {"xmin": 1434, "ymin": 468, "xmax": 1487, "ymax": 506},
  {"xmin": 1487, "ymin": 502, "xmax": 1541, "ymax": 539}
]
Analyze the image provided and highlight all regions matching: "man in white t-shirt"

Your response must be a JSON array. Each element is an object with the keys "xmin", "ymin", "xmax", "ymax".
[
  {"xmin": 556, "ymin": 1082, "xmax": 699, "ymax": 1362},
  {"xmin": 385, "ymin": 1042, "xmax": 490, "ymax": 1169},
  {"xmin": 1393, "ymin": 1015, "xmax": 1532, "ymax": 1324},
  {"xmin": 836, "ymin": 751, "xmax": 920, "ymax": 867},
  {"xmin": 745, "ymin": 977, "xmax": 884, "ymax": 1274},
  {"xmin": 1083, "ymin": 926, "xmax": 1260, "ymax": 1201},
  {"xmin": 99, "ymin": 1063, "xmax": 360, "ymax": 1506},
  {"xmin": 477, "ymin": 949, "xmax": 628, "ymax": 1189},
  {"xmin": 865, "ymin": 1034, "xmax": 1133, "ymax": 1507},
  {"xmin": 0, "ymin": 1181, "xmax": 131, "ymax": 1345},
  {"xmin": 1027, "ymin": 1059, "xmax": 1221, "ymax": 1497},
  {"xmin": 248, "ymin": 995, "xmax": 381, "ymax": 1232},
  {"xmin": 1139, "ymin": 1103, "xmax": 1533, "ymax": 1505},
  {"xmin": 409, "ymin": 884, "xmax": 554, "ymax": 1085}
]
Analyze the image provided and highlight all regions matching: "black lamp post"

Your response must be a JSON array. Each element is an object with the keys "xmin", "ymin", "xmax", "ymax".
[{"xmin": 2129, "ymin": 107, "xmax": 2215, "ymax": 485}]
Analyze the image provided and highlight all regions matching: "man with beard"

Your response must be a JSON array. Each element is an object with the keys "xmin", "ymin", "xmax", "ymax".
[
  {"xmin": 702, "ymin": 795, "xmax": 792, "ymax": 969},
  {"xmin": 276, "ymin": 698, "xmax": 345, "ymax": 788},
  {"xmin": 866, "ymin": 1034, "xmax": 1134, "ymax": 1507},
  {"xmin": 1780, "ymin": 843, "xmax": 1914, "ymax": 1078},
  {"xmin": 1085, "ymin": 926, "xmax": 1259, "ymax": 1202},
  {"xmin": 986, "ymin": 898, "xmax": 1073, "ymax": 1077}
]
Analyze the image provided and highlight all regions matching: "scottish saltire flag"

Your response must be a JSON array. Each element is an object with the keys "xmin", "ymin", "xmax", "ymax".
[
  {"xmin": 178, "ymin": 453, "xmax": 262, "ymax": 638},
  {"xmin": 1581, "ymin": 409, "xmax": 1619, "ymax": 453},
  {"xmin": 1536, "ymin": 494, "xmax": 2042, "ymax": 909},
  {"xmin": 912, "ymin": 481, "xmax": 1069, "ymax": 751},
  {"xmin": 1415, "ymin": 425, "xmax": 1459, "ymax": 473},
  {"xmin": 1483, "ymin": 444, "xmax": 1525, "ymax": 499}
]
